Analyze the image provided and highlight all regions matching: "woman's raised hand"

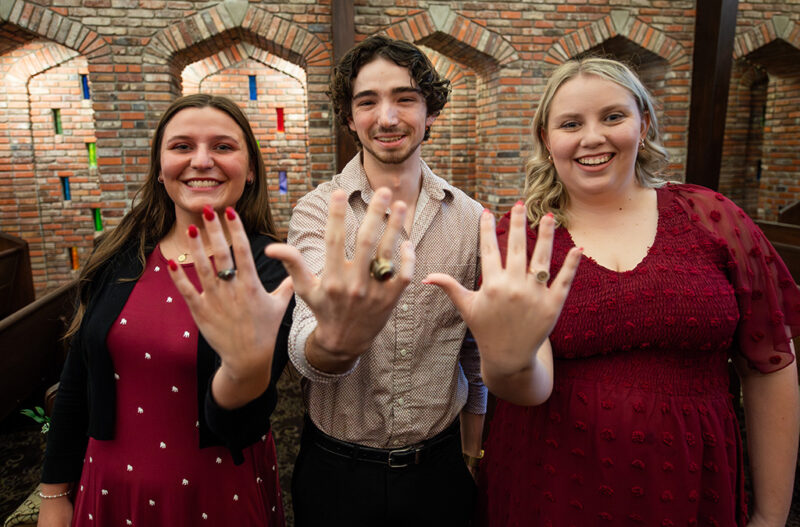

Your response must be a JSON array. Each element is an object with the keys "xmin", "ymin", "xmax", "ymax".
[
  {"xmin": 424, "ymin": 202, "xmax": 581, "ymax": 402},
  {"xmin": 167, "ymin": 205, "xmax": 293, "ymax": 408}
]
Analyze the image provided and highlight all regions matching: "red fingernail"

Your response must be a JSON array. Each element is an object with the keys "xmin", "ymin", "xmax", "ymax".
[
  {"xmin": 188, "ymin": 224, "xmax": 198, "ymax": 238},
  {"xmin": 225, "ymin": 207, "xmax": 236, "ymax": 221},
  {"xmin": 546, "ymin": 212, "xmax": 554, "ymax": 218},
  {"xmin": 578, "ymin": 247, "xmax": 584, "ymax": 251},
  {"xmin": 483, "ymin": 208, "xmax": 491, "ymax": 214},
  {"xmin": 168, "ymin": 259, "xmax": 178, "ymax": 271},
  {"xmin": 203, "ymin": 205, "xmax": 215, "ymax": 221},
  {"xmin": 515, "ymin": 200, "xmax": 524, "ymax": 206}
]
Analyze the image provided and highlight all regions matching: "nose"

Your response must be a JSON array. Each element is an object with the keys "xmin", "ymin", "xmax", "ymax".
[
  {"xmin": 377, "ymin": 102, "xmax": 399, "ymax": 128},
  {"xmin": 191, "ymin": 145, "xmax": 214, "ymax": 169},
  {"xmin": 580, "ymin": 121, "xmax": 606, "ymax": 148}
]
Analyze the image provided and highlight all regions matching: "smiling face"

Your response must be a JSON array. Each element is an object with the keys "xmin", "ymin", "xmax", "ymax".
[
  {"xmin": 159, "ymin": 106, "xmax": 253, "ymax": 227},
  {"xmin": 348, "ymin": 57, "xmax": 436, "ymax": 168},
  {"xmin": 543, "ymin": 73, "xmax": 648, "ymax": 200}
]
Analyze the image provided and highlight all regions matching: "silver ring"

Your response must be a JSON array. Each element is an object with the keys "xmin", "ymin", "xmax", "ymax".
[
  {"xmin": 217, "ymin": 268, "xmax": 236, "ymax": 281},
  {"xmin": 369, "ymin": 257, "xmax": 395, "ymax": 282},
  {"xmin": 533, "ymin": 269, "xmax": 550, "ymax": 284}
]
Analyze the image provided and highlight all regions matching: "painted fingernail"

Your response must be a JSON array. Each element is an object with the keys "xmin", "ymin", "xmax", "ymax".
[
  {"xmin": 578, "ymin": 247, "xmax": 584, "ymax": 251},
  {"xmin": 203, "ymin": 205, "xmax": 215, "ymax": 221},
  {"xmin": 188, "ymin": 224, "xmax": 198, "ymax": 238},
  {"xmin": 483, "ymin": 208, "xmax": 491, "ymax": 214},
  {"xmin": 515, "ymin": 200, "xmax": 524, "ymax": 207},
  {"xmin": 225, "ymin": 207, "xmax": 236, "ymax": 221},
  {"xmin": 168, "ymin": 259, "xmax": 178, "ymax": 271},
  {"xmin": 546, "ymin": 212, "xmax": 554, "ymax": 218}
]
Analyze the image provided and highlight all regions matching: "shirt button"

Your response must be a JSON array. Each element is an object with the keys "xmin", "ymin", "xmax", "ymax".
[
  {"xmin": 393, "ymin": 439, "xmax": 401, "ymax": 446},
  {"xmin": 401, "ymin": 304, "xmax": 409, "ymax": 312},
  {"xmin": 399, "ymin": 348, "xmax": 408, "ymax": 357},
  {"xmin": 397, "ymin": 397, "xmax": 405, "ymax": 406}
]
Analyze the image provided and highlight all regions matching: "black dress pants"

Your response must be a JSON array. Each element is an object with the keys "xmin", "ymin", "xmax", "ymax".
[{"xmin": 291, "ymin": 422, "xmax": 477, "ymax": 527}]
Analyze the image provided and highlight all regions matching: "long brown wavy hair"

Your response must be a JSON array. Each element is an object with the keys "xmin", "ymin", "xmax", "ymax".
[
  {"xmin": 524, "ymin": 57, "xmax": 670, "ymax": 228},
  {"xmin": 66, "ymin": 94, "xmax": 277, "ymax": 338}
]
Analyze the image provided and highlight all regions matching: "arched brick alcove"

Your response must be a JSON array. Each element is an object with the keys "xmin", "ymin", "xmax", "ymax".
[
  {"xmin": 733, "ymin": 16, "xmax": 800, "ymax": 220},
  {"xmin": 0, "ymin": 1, "xmax": 110, "ymax": 294}
]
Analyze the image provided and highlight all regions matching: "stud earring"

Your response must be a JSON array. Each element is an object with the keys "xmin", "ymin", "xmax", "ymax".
[{"xmin": 640, "ymin": 138, "xmax": 645, "ymax": 149}]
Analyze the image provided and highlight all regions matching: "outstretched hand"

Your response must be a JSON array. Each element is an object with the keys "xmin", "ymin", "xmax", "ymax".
[
  {"xmin": 424, "ymin": 202, "xmax": 581, "ymax": 392},
  {"xmin": 266, "ymin": 187, "xmax": 415, "ymax": 372},
  {"xmin": 167, "ymin": 205, "xmax": 294, "ymax": 408}
]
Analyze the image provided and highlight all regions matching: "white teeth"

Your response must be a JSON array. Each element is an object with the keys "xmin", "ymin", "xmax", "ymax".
[
  {"xmin": 377, "ymin": 136, "xmax": 402, "ymax": 142},
  {"xmin": 577, "ymin": 154, "xmax": 612, "ymax": 166},
  {"xmin": 186, "ymin": 180, "xmax": 220, "ymax": 188}
]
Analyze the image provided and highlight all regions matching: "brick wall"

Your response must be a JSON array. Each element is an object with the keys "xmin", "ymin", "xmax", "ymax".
[{"xmin": 0, "ymin": 0, "xmax": 798, "ymax": 295}]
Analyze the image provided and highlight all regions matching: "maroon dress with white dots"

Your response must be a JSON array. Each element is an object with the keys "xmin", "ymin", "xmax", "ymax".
[
  {"xmin": 478, "ymin": 184, "xmax": 800, "ymax": 527},
  {"xmin": 70, "ymin": 247, "xmax": 284, "ymax": 526}
]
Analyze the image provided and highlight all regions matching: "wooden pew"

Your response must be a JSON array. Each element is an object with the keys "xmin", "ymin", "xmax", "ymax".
[
  {"xmin": 0, "ymin": 280, "xmax": 76, "ymax": 423},
  {"xmin": 0, "ymin": 232, "xmax": 35, "ymax": 320}
]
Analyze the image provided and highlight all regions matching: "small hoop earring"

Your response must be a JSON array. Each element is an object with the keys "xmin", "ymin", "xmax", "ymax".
[
  {"xmin": 640, "ymin": 138, "xmax": 645, "ymax": 149},
  {"xmin": 547, "ymin": 153, "xmax": 552, "ymax": 162}
]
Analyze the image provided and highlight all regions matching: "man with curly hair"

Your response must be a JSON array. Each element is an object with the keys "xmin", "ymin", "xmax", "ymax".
[{"xmin": 287, "ymin": 35, "xmax": 486, "ymax": 526}]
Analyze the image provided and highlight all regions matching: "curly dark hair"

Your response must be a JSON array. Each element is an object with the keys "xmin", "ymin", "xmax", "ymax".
[{"xmin": 328, "ymin": 35, "xmax": 451, "ymax": 145}]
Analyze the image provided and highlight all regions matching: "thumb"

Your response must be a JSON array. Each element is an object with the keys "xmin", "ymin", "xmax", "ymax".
[
  {"xmin": 265, "ymin": 243, "xmax": 315, "ymax": 296},
  {"xmin": 422, "ymin": 273, "xmax": 472, "ymax": 316},
  {"xmin": 270, "ymin": 275, "xmax": 294, "ymax": 308}
]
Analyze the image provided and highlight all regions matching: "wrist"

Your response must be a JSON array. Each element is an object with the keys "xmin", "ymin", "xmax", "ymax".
[
  {"xmin": 306, "ymin": 329, "xmax": 366, "ymax": 374},
  {"xmin": 463, "ymin": 449, "xmax": 484, "ymax": 469},
  {"xmin": 38, "ymin": 483, "xmax": 73, "ymax": 500}
]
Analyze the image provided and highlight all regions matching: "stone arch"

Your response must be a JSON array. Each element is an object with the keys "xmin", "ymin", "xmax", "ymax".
[
  {"xmin": 142, "ymin": 0, "xmax": 328, "ymax": 89},
  {"xmin": 546, "ymin": 10, "xmax": 686, "ymax": 66},
  {"xmin": 734, "ymin": 15, "xmax": 800, "ymax": 63},
  {"xmin": 379, "ymin": 4, "xmax": 519, "ymax": 72},
  {"xmin": 377, "ymin": 4, "xmax": 522, "ymax": 210},
  {"xmin": 181, "ymin": 42, "xmax": 306, "ymax": 92},
  {"xmin": 139, "ymin": 0, "xmax": 332, "ymax": 197},
  {"xmin": 5, "ymin": 44, "xmax": 79, "ymax": 83},
  {"xmin": 0, "ymin": 0, "xmax": 111, "ymax": 61}
]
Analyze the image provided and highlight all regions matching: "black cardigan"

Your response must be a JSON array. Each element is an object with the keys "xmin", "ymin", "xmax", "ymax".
[{"xmin": 42, "ymin": 234, "xmax": 292, "ymax": 483}]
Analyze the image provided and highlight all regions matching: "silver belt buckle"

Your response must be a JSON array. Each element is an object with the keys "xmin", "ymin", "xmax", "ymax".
[{"xmin": 387, "ymin": 446, "xmax": 420, "ymax": 468}]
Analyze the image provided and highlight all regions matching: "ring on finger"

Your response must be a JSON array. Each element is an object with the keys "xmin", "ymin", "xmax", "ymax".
[
  {"xmin": 533, "ymin": 269, "xmax": 550, "ymax": 284},
  {"xmin": 369, "ymin": 257, "xmax": 395, "ymax": 282},
  {"xmin": 217, "ymin": 268, "xmax": 236, "ymax": 281}
]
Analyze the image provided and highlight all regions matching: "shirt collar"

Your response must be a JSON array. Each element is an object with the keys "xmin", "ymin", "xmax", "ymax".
[{"xmin": 338, "ymin": 152, "xmax": 453, "ymax": 207}]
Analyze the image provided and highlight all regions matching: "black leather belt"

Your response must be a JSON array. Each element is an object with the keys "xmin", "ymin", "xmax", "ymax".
[{"xmin": 304, "ymin": 415, "xmax": 460, "ymax": 468}]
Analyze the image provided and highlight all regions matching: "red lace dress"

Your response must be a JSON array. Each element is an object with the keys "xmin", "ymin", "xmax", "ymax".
[
  {"xmin": 70, "ymin": 247, "xmax": 285, "ymax": 526},
  {"xmin": 478, "ymin": 184, "xmax": 800, "ymax": 527}
]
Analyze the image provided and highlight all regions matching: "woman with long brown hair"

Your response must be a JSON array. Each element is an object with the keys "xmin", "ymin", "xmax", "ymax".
[{"xmin": 38, "ymin": 94, "xmax": 293, "ymax": 526}]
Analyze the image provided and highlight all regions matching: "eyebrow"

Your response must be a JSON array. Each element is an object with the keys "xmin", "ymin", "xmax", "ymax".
[
  {"xmin": 165, "ymin": 134, "xmax": 241, "ymax": 143},
  {"xmin": 352, "ymin": 86, "xmax": 422, "ymax": 100},
  {"xmin": 552, "ymin": 104, "xmax": 632, "ymax": 121}
]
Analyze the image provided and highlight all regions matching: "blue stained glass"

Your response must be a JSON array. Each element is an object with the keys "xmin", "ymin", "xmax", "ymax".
[
  {"xmin": 249, "ymin": 75, "xmax": 257, "ymax": 101},
  {"xmin": 279, "ymin": 170, "xmax": 287, "ymax": 195},
  {"xmin": 81, "ymin": 74, "xmax": 90, "ymax": 99},
  {"xmin": 61, "ymin": 177, "xmax": 71, "ymax": 200}
]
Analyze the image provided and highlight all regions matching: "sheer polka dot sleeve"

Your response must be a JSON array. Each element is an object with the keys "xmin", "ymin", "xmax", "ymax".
[{"xmin": 669, "ymin": 183, "xmax": 800, "ymax": 373}]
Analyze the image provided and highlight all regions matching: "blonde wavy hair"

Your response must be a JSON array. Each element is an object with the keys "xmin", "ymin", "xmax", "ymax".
[{"xmin": 524, "ymin": 57, "xmax": 669, "ymax": 227}]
